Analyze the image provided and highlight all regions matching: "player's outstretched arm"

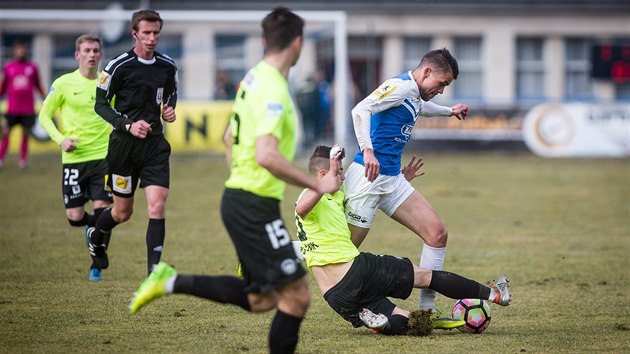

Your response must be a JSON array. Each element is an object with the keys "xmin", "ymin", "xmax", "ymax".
[{"xmin": 450, "ymin": 103, "xmax": 469, "ymax": 120}]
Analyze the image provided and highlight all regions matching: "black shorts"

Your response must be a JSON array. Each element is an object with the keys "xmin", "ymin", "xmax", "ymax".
[
  {"xmin": 221, "ymin": 188, "xmax": 306, "ymax": 293},
  {"xmin": 62, "ymin": 160, "xmax": 113, "ymax": 208},
  {"xmin": 106, "ymin": 132, "xmax": 171, "ymax": 198},
  {"xmin": 5, "ymin": 114, "xmax": 35, "ymax": 128},
  {"xmin": 323, "ymin": 252, "xmax": 414, "ymax": 328}
]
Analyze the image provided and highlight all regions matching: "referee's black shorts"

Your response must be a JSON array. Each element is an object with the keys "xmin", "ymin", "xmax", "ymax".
[
  {"xmin": 106, "ymin": 132, "xmax": 171, "ymax": 197},
  {"xmin": 221, "ymin": 188, "xmax": 306, "ymax": 294},
  {"xmin": 323, "ymin": 252, "xmax": 414, "ymax": 328}
]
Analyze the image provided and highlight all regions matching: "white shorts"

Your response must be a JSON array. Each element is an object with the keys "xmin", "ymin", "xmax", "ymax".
[{"xmin": 343, "ymin": 162, "xmax": 414, "ymax": 228}]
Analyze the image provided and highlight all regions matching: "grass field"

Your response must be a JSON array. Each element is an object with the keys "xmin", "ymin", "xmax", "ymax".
[{"xmin": 0, "ymin": 151, "xmax": 629, "ymax": 353}]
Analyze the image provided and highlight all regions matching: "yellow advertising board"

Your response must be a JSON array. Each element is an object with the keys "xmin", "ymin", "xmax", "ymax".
[{"xmin": 2, "ymin": 101, "xmax": 233, "ymax": 154}]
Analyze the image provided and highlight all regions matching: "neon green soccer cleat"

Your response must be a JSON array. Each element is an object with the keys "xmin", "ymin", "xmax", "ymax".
[
  {"xmin": 432, "ymin": 317, "xmax": 466, "ymax": 330},
  {"xmin": 129, "ymin": 262, "xmax": 177, "ymax": 314}
]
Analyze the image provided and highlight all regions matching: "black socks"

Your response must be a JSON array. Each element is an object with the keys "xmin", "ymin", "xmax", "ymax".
[
  {"xmin": 173, "ymin": 275, "xmax": 251, "ymax": 311},
  {"xmin": 269, "ymin": 310, "xmax": 302, "ymax": 354},
  {"xmin": 429, "ymin": 270, "xmax": 491, "ymax": 300},
  {"xmin": 146, "ymin": 218, "xmax": 165, "ymax": 275}
]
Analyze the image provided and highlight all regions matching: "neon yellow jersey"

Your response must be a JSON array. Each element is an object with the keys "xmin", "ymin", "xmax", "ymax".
[
  {"xmin": 225, "ymin": 61, "xmax": 297, "ymax": 200},
  {"xmin": 39, "ymin": 69, "xmax": 111, "ymax": 164},
  {"xmin": 295, "ymin": 190, "xmax": 360, "ymax": 269}
]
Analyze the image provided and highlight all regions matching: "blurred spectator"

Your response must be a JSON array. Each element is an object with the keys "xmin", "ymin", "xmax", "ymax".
[
  {"xmin": 0, "ymin": 40, "xmax": 46, "ymax": 170},
  {"xmin": 215, "ymin": 70, "xmax": 236, "ymax": 100},
  {"xmin": 297, "ymin": 74, "xmax": 319, "ymax": 148},
  {"xmin": 297, "ymin": 67, "xmax": 331, "ymax": 148}
]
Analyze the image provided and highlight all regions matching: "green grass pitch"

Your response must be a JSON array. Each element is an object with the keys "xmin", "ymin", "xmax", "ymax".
[{"xmin": 0, "ymin": 152, "xmax": 628, "ymax": 353}]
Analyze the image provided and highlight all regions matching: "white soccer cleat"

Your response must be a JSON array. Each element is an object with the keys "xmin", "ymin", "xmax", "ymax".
[
  {"xmin": 490, "ymin": 275, "xmax": 511, "ymax": 306},
  {"xmin": 359, "ymin": 308, "xmax": 389, "ymax": 333}
]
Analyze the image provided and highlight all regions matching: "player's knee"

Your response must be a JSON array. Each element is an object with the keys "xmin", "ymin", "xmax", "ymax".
[
  {"xmin": 67, "ymin": 218, "xmax": 86, "ymax": 227},
  {"xmin": 147, "ymin": 201, "xmax": 166, "ymax": 218},
  {"xmin": 112, "ymin": 208, "xmax": 133, "ymax": 223},
  {"xmin": 426, "ymin": 226, "xmax": 448, "ymax": 248},
  {"xmin": 248, "ymin": 293, "xmax": 278, "ymax": 313}
]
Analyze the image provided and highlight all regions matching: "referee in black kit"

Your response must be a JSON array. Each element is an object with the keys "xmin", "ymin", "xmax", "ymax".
[{"xmin": 87, "ymin": 9, "xmax": 178, "ymax": 277}]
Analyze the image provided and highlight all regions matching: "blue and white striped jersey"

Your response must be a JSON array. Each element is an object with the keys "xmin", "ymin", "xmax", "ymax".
[{"xmin": 351, "ymin": 71, "xmax": 451, "ymax": 176}]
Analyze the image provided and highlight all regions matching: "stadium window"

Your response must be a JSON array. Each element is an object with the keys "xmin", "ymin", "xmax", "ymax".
[
  {"xmin": 403, "ymin": 37, "xmax": 431, "ymax": 71},
  {"xmin": 613, "ymin": 37, "xmax": 630, "ymax": 101},
  {"xmin": 452, "ymin": 37, "xmax": 483, "ymax": 101},
  {"xmin": 516, "ymin": 37, "xmax": 545, "ymax": 102},
  {"xmin": 565, "ymin": 38, "xmax": 594, "ymax": 101},
  {"xmin": 215, "ymin": 34, "xmax": 246, "ymax": 100}
]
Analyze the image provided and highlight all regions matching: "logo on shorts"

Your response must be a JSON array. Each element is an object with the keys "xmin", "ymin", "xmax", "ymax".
[
  {"xmin": 280, "ymin": 258, "xmax": 298, "ymax": 275},
  {"xmin": 347, "ymin": 211, "xmax": 368, "ymax": 224},
  {"xmin": 112, "ymin": 174, "xmax": 132, "ymax": 194},
  {"xmin": 72, "ymin": 185, "xmax": 81, "ymax": 195},
  {"xmin": 64, "ymin": 194, "xmax": 69, "ymax": 205}
]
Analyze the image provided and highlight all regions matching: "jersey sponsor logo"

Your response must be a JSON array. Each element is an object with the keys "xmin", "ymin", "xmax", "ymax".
[
  {"xmin": 397, "ymin": 124, "xmax": 413, "ymax": 142},
  {"xmin": 97, "ymin": 72, "xmax": 111, "ymax": 90},
  {"xmin": 156, "ymin": 87, "xmax": 164, "ymax": 105},
  {"xmin": 300, "ymin": 241, "xmax": 318, "ymax": 254},
  {"xmin": 347, "ymin": 211, "xmax": 368, "ymax": 224},
  {"xmin": 280, "ymin": 258, "xmax": 298, "ymax": 275},
  {"xmin": 372, "ymin": 81, "xmax": 397, "ymax": 100},
  {"xmin": 112, "ymin": 174, "xmax": 132, "ymax": 194},
  {"xmin": 265, "ymin": 103, "xmax": 284, "ymax": 118}
]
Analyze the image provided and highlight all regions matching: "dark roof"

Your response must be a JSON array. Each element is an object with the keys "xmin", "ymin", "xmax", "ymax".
[{"xmin": 2, "ymin": 0, "xmax": 629, "ymax": 14}]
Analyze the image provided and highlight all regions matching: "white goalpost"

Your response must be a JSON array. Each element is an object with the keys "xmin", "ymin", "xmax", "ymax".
[{"xmin": 0, "ymin": 8, "xmax": 351, "ymax": 148}]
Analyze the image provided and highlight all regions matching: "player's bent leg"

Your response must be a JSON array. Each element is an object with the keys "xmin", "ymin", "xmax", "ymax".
[
  {"xmin": 276, "ymin": 276, "xmax": 310, "ymax": 317},
  {"xmin": 391, "ymin": 190, "xmax": 447, "ymax": 247},
  {"xmin": 144, "ymin": 185, "xmax": 168, "ymax": 219},
  {"xmin": 349, "ymin": 225, "xmax": 370, "ymax": 248},
  {"xmin": 247, "ymin": 292, "xmax": 278, "ymax": 313},
  {"xmin": 66, "ymin": 206, "xmax": 88, "ymax": 226},
  {"xmin": 144, "ymin": 185, "xmax": 169, "ymax": 274},
  {"xmin": 392, "ymin": 191, "xmax": 447, "ymax": 311},
  {"xmin": 271, "ymin": 277, "xmax": 310, "ymax": 354},
  {"xmin": 111, "ymin": 195, "xmax": 134, "ymax": 223}
]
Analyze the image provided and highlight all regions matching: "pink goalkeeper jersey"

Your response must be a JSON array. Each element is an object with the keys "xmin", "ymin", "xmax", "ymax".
[{"xmin": 0, "ymin": 60, "xmax": 44, "ymax": 115}]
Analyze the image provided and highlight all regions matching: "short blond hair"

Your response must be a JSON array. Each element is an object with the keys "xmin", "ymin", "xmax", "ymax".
[{"xmin": 75, "ymin": 34, "xmax": 101, "ymax": 52}]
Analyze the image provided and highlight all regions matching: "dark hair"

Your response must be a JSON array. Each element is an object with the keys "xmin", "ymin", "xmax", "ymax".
[
  {"xmin": 262, "ymin": 7, "xmax": 304, "ymax": 53},
  {"xmin": 419, "ymin": 48, "xmax": 459, "ymax": 80},
  {"xmin": 131, "ymin": 9, "xmax": 163, "ymax": 31},
  {"xmin": 308, "ymin": 145, "xmax": 332, "ymax": 175},
  {"xmin": 12, "ymin": 40, "xmax": 27, "ymax": 49}
]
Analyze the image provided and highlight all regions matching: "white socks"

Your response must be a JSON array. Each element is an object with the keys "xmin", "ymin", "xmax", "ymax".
[
  {"xmin": 164, "ymin": 275, "xmax": 176, "ymax": 294},
  {"xmin": 418, "ymin": 244, "xmax": 445, "ymax": 311}
]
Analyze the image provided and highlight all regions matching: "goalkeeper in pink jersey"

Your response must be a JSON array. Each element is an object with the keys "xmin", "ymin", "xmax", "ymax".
[{"xmin": 0, "ymin": 40, "xmax": 46, "ymax": 170}]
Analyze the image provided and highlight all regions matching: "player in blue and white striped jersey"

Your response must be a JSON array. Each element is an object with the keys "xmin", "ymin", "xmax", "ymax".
[{"xmin": 344, "ymin": 48, "xmax": 469, "ymax": 314}]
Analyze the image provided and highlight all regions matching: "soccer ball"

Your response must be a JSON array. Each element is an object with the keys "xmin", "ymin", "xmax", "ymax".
[{"xmin": 452, "ymin": 298, "xmax": 492, "ymax": 334}]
